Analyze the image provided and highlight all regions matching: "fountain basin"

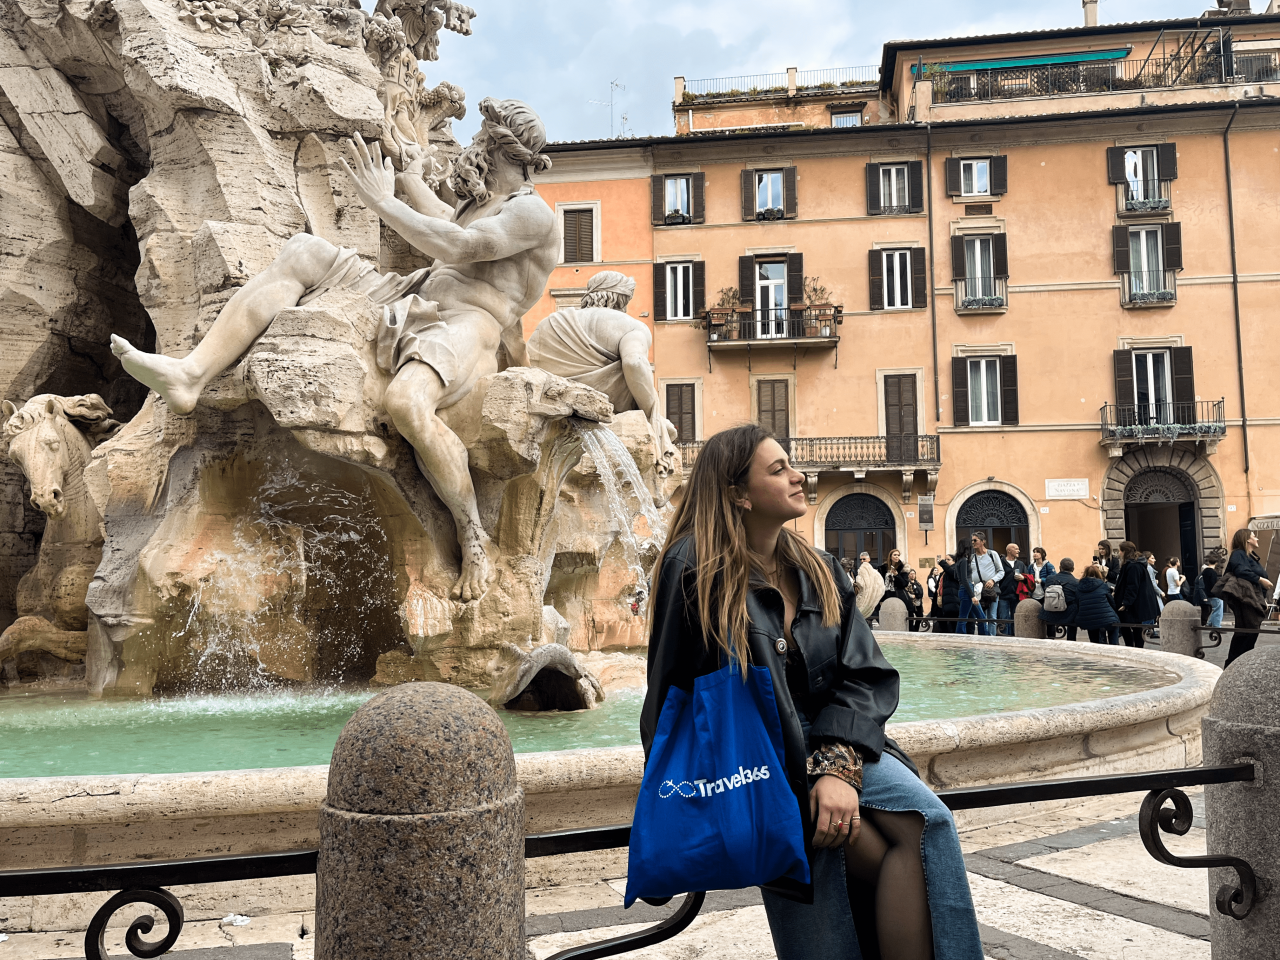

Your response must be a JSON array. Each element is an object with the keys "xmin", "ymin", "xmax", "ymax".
[{"xmin": 0, "ymin": 635, "xmax": 1221, "ymax": 933}]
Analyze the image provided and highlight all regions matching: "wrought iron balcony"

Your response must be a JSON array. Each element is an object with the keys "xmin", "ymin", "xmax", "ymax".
[
  {"xmin": 1100, "ymin": 399, "xmax": 1226, "ymax": 457},
  {"xmin": 704, "ymin": 306, "xmax": 841, "ymax": 344},
  {"xmin": 1122, "ymin": 179, "xmax": 1172, "ymax": 214},
  {"xmin": 932, "ymin": 53, "xmax": 1226, "ymax": 104},
  {"xmin": 953, "ymin": 277, "xmax": 1008, "ymax": 313},
  {"xmin": 680, "ymin": 434, "xmax": 941, "ymax": 502}
]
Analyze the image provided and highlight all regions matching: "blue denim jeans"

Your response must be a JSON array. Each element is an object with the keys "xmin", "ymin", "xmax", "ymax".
[
  {"xmin": 996, "ymin": 599, "xmax": 1013, "ymax": 635},
  {"xmin": 1207, "ymin": 597, "xmax": 1224, "ymax": 628},
  {"xmin": 955, "ymin": 592, "xmax": 990, "ymax": 636},
  {"xmin": 760, "ymin": 740, "xmax": 984, "ymax": 960}
]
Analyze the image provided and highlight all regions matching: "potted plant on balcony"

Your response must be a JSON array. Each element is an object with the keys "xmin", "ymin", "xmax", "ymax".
[
  {"xmin": 802, "ymin": 277, "xmax": 836, "ymax": 337},
  {"xmin": 705, "ymin": 287, "xmax": 738, "ymax": 341}
]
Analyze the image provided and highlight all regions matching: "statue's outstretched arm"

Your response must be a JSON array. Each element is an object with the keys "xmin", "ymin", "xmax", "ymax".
[{"xmin": 343, "ymin": 134, "xmax": 553, "ymax": 264}]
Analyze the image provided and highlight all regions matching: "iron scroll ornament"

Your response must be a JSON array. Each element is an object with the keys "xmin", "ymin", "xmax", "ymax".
[
  {"xmin": 1139, "ymin": 788, "xmax": 1257, "ymax": 919},
  {"xmin": 85, "ymin": 888, "xmax": 184, "ymax": 960}
]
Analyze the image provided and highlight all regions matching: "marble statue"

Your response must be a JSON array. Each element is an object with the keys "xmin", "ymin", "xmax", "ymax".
[
  {"xmin": 0, "ymin": 396, "xmax": 120, "ymax": 679},
  {"xmin": 112, "ymin": 98, "xmax": 560, "ymax": 603},
  {"xmin": 527, "ymin": 272, "xmax": 679, "ymax": 476}
]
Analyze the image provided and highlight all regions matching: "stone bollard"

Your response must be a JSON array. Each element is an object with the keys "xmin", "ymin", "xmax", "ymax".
[
  {"xmin": 1203, "ymin": 647, "xmax": 1279, "ymax": 957},
  {"xmin": 1159, "ymin": 599, "xmax": 1201, "ymax": 657},
  {"xmin": 878, "ymin": 597, "xmax": 909, "ymax": 631},
  {"xmin": 316, "ymin": 683, "xmax": 525, "ymax": 960},
  {"xmin": 1014, "ymin": 598, "xmax": 1046, "ymax": 639}
]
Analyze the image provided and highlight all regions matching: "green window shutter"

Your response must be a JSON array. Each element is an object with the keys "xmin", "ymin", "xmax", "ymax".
[
  {"xmin": 1112, "ymin": 225, "xmax": 1131, "ymax": 273},
  {"xmin": 907, "ymin": 160, "xmax": 925, "ymax": 214},
  {"xmin": 691, "ymin": 172, "xmax": 706, "ymax": 223},
  {"xmin": 951, "ymin": 357, "xmax": 970, "ymax": 427},
  {"xmin": 945, "ymin": 158, "xmax": 961, "ymax": 196},
  {"xmin": 652, "ymin": 262, "xmax": 667, "ymax": 321},
  {"xmin": 865, "ymin": 163, "xmax": 882, "ymax": 215},
  {"xmin": 1000, "ymin": 354, "xmax": 1019, "ymax": 426},
  {"xmin": 950, "ymin": 235, "xmax": 967, "ymax": 280},
  {"xmin": 1106, "ymin": 146, "xmax": 1126, "ymax": 184},
  {"xmin": 868, "ymin": 249, "xmax": 884, "ymax": 311}
]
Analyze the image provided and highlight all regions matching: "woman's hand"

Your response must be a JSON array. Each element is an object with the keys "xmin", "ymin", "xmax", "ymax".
[
  {"xmin": 1262, "ymin": 578, "xmax": 1274, "ymax": 591},
  {"xmin": 810, "ymin": 775, "xmax": 861, "ymax": 849}
]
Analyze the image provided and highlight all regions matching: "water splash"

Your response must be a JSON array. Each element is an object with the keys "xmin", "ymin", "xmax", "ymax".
[{"xmin": 578, "ymin": 426, "xmax": 669, "ymax": 616}]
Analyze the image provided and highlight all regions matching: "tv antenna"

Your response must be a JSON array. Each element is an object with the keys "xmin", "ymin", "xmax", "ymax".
[{"xmin": 589, "ymin": 78, "xmax": 626, "ymax": 138}]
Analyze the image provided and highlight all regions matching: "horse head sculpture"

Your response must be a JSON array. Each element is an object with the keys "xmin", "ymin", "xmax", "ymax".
[{"xmin": 1, "ymin": 394, "xmax": 120, "ymax": 520}]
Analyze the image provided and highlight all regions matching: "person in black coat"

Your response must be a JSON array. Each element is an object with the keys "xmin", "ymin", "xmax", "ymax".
[
  {"xmin": 1095, "ymin": 540, "xmax": 1121, "ymax": 645},
  {"xmin": 1075, "ymin": 565, "xmax": 1120, "ymax": 643},
  {"xmin": 1037, "ymin": 558, "xmax": 1079, "ymax": 641},
  {"xmin": 937, "ymin": 540, "xmax": 970, "ymax": 633},
  {"xmin": 1114, "ymin": 540, "xmax": 1161, "ymax": 648},
  {"xmin": 1223, "ymin": 528, "xmax": 1275, "ymax": 666}
]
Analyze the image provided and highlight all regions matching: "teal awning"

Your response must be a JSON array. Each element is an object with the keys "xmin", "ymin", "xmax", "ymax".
[{"xmin": 911, "ymin": 48, "xmax": 1131, "ymax": 75}]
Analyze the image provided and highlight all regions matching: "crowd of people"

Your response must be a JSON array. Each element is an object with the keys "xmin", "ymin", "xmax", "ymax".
[{"xmin": 851, "ymin": 529, "xmax": 1274, "ymax": 668}]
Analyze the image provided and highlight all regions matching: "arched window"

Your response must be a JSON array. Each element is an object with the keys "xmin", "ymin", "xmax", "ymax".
[
  {"xmin": 956, "ymin": 490, "xmax": 1029, "ymax": 556},
  {"xmin": 824, "ymin": 494, "xmax": 896, "ymax": 565}
]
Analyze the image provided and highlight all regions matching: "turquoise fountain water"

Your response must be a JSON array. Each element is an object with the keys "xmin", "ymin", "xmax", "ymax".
[{"xmin": 0, "ymin": 641, "xmax": 1176, "ymax": 779}]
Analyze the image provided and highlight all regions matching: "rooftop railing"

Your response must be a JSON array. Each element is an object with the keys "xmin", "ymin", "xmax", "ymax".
[
  {"xmin": 680, "ymin": 435, "xmax": 941, "ymax": 472},
  {"xmin": 932, "ymin": 53, "xmax": 1226, "ymax": 104},
  {"xmin": 684, "ymin": 65, "xmax": 879, "ymax": 99}
]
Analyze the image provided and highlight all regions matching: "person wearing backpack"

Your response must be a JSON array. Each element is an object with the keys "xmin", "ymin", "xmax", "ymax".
[
  {"xmin": 1037, "ymin": 558, "xmax": 1079, "ymax": 641},
  {"xmin": 1076, "ymin": 564, "xmax": 1120, "ymax": 643},
  {"xmin": 639, "ymin": 425, "xmax": 983, "ymax": 960},
  {"xmin": 1197, "ymin": 548, "xmax": 1225, "ymax": 628}
]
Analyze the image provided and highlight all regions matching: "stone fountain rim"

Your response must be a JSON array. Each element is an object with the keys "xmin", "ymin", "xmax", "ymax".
[{"xmin": 0, "ymin": 634, "xmax": 1219, "ymax": 827}]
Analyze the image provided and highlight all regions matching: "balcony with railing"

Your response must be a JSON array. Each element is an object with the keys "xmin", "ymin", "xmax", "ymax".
[
  {"xmin": 932, "ymin": 53, "xmax": 1226, "ymax": 104},
  {"xmin": 1121, "ymin": 269, "xmax": 1178, "ymax": 307},
  {"xmin": 704, "ymin": 306, "xmax": 842, "ymax": 345},
  {"xmin": 1100, "ymin": 399, "xmax": 1226, "ymax": 457},
  {"xmin": 1120, "ymin": 178, "xmax": 1172, "ymax": 215},
  {"xmin": 682, "ymin": 65, "xmax": 879, "ymax": 101},
  {"xmin": 953, "ymin": 277, "xmax": 1008, "ymax": 313},
  {"xmin": 680, "ymin": 434, "xmax": 941, "ymax": 502}
]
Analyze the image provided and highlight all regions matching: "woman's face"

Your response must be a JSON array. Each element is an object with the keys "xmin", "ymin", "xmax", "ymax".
[
  {"xmin": 889, "ymin": 549, "xmax": 901, "ymax": 564},
  {"xmin": 1033, "ymin": 550, "xmax": 1045, "ymax": 563},
  {"xmin": 739, "ymin": 438, "xmax": 807, "ymax": 523},
  {"xmin": 908, "ymin": 568, "xmax": 917, "ymax": 581},
  {"xmin": 1248, "ymin": 532, "xmax": 1260, "ymax": 550}
]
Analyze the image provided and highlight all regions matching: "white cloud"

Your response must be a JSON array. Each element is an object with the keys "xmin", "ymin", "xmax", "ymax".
[{"xmin": 376, "ymin": 0, "xmax": 1225, "ymax": 144}]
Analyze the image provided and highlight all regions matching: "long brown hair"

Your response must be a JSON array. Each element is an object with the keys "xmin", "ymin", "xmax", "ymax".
[
  {"xmin": 1119, "ymin": 540, "xmax": 1139, "ymax": 562},
  {"xmin": 649, "ymin": 424, "xmax": 841, "ymax": 673},
  {"xmin": 1231, "ymin": 528, "xmax": 1254, "ymax": 554}
]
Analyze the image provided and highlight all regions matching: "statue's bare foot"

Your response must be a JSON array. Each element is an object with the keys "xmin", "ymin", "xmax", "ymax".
[
  {"xmin": 451, "ymin": 527, "xmax": 495, "ymax": 603},
  {"xmin": 110, "ymin": 335, "xmax": 202, "ymax": 415}
]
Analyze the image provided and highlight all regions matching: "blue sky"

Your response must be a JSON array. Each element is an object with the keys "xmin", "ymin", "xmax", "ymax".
[{"xmin": 394, "ymin": 0, "xmax": 1235, "ymax": 143}]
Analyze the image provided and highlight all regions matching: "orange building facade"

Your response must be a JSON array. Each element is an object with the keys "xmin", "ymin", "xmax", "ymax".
[{"xmin": 525, "ymin": 12, "xmax": 1280, "ymax": 576}]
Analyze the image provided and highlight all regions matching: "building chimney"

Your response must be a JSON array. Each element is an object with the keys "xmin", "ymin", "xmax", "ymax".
[{"xmin": 1083, "ymin": 0, "xmax": 1099, "ymax": 26}]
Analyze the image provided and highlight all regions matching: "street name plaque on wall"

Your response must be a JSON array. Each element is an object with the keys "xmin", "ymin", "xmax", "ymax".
[{"xmin": 1045, "ymin": 479, "xmax": 1089, "ymax": 500}]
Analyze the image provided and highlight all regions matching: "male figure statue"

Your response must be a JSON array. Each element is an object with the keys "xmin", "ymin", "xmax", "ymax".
[
  {"xmin": 111, "ymin": 98, "xmax": 561, "ymax": 602},
  {"xmin": 526, "ymin": 271, "xmax": 678, "ymax": 475}
]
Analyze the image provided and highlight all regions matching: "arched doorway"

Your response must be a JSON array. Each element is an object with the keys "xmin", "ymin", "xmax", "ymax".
[
  {"xmin": 824, "ymin": 493, "xmax": 896, "ymax": 566},
  {"xmin": 956, "ymin": 490, "xmax": 1029, "ymax": 555},
  {"xmin": 1124, "ymin": 468, "xmax": 1198, "ymax": 572}
]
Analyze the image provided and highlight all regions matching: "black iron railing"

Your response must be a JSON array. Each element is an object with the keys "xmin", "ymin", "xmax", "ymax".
[
  {"xmin": 1124, "ymin": 179, "xmax": 1171, "ymax": 211},
  {"xmin": 1, "ymin": 763, "xmax": 1257, "ymax": 960},
  {"xmin": 1121, "ymin": 269, "xmax": 1178, "ymax": 305},
  {"xmin": 1100, "ymin": 399, "xmax": 1226, "ymax": 442},
  {"xmin": 679, "ymin": 435, "xmax": 941, "ymax": 472},
  {"xmin": 954, "ymin": 277, "xmax": 1007, "ymax": 311},
  {"xmin": 932, "ymin": 53, "xmax": 1226, "ymax": 104},
  {"xmin": 706, "ymin": 306, "xmax": 842, "ymax": 343}
]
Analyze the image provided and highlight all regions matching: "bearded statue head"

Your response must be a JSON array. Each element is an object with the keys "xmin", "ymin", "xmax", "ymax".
[{"xmin": 448, "ymin": 98, "xmax": 552, "ymax": 204}]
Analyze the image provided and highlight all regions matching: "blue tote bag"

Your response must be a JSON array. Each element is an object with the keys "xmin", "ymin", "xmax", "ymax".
[{"xmin": 625, "ymin": 662, "xmax": 810, "ymax": 906}]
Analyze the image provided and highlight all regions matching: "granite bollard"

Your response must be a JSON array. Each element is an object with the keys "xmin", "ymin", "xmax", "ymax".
[
  {"xmin": 877, "ymin": 597, "xmax": 909, "ymax": 631},
  {"xmin": 316, "ymin": 683, "xmax": 525, "ymax": 960},
  {"xmin": 1203, "ymin": 647, "xmax": 1279, "ymax": 957},
  {"xmin": 1014, "ymin": 598, "xmax": 1046, "ymax": 639},
  {"xmin": 1158, "ymin": 599, "xmax": 1201, "ymax": 657}
]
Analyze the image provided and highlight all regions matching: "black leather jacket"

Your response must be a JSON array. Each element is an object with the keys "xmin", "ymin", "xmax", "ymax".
[{"xmin": 640, "ymin": 535, "xmax": 915, "ymax": 901}]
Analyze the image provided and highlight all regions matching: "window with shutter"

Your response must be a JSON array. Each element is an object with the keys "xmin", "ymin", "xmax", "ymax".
[
  {"xmin": 786, "ymin": 252, "xmax": 804, "ymax": 304},
  {"xmin": 666, "ymin": 383, "xmax": 696, "ymax": 442},
  {"xmin": 691, "ymin": 172, "xmax": 706, "ymax": 224},
  {"xmin": 1113, "ymin": 349, "xmax": 1136, "ymax": 426},
  {"xmin": 652, "ymin": 262, "xmax": 667, "ymax": 322},
  {"xmin": 950, "ymin": 236, "xmax": 967, "ymax": 280},
  {"xmin": 911, "ymin": 248, "xmax": 927, "ymax": 308},
  {"xmin": 1171, "ymin": 345, "xmax": 1195, "ymax": 425},
  {"xmin": 868, "ymin": 249, "xmax": 884, "ymax": 311},
  {"xmin": 562, "ymin": 209, "xmax": 595, "ymax": 263},
  {"xmin": 757, "ymin": 380, "xmax": 790, "ymax": 439},
  {"xmin": 1111, "ymin": 224, "xmax": 1131, "ymax": 274},
  {"xmin": 755, "ymin": 170, "xmax": 785, "ymax": 219},
  {"xmin": 662, "ymin": 176, "xmax": 692, "ymax": 224},
  {"xmin": 999, "ymin": 354, "xmax": 1019, "ymax": 426},
  {"xmin": 865, "ymin": 163, "xmax": 883, "ymax": 216},
  {"xmin": 951, "ymin": 357, "xmax": 970, "ymax": 427},
  {"xmin": 990, "ymin": 155, "xmax": 1008, "ymax": 195},
  {"xmin": 907, "ymin": 161, "xmax": 925, "ymax": 213},
  {"xmin": 881, "ymin": 250, "xmax": 913, "ymax": 309},
  {"xmin": 944, "ymin": 158, "xmax": 962, "ymax": 197},
  {"xmin": 783, "ymin": 166, "xmax": 798, "ymax": 219},
  {"xmin": 959, "ymin": 158, "xmax": 990, "ymax": 197},
  {"xmin": 650, "ymin": 176, "xmax": 664, "ymax": 225},
  {"xmin": 665, "ymin": 262, "xmax": 695, "ymax": 320},
  {"xmin": 692, "ymin": 260, "xmax": 706, "ymax": 316},
  {"xmin": 965, "ymin": 357, "xmax": 1003, "ymax": 425},
  {"xmin": 1162, "ymin": 221, "xmax": 1183, "ymax": 271},
  {"xmin": 738, "ymin": 255, "xmax": 755, "ymax": 306},
  {"xmin": 740, "ymin": 168, "xmax": 756, "ymax": 221}
]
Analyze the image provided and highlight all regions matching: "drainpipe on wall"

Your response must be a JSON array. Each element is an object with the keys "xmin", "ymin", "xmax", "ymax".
[
  {"xmin": 926, "ymin": 122, "xmax": 941, "ymax": 425},
  {"xmin": 1222, "ymin": 102, "xmax": 1252, "ymax": 518}
]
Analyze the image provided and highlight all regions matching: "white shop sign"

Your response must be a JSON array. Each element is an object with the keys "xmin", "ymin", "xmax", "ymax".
[{"xmin": 1045, "ymin": 478, "xmax": 1089, "ymax": 500}]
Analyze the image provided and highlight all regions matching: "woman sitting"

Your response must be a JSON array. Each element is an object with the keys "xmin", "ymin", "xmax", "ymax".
[{"xmin": 642, "ymin": 425, "xmax": 983, "ymax": 960}]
